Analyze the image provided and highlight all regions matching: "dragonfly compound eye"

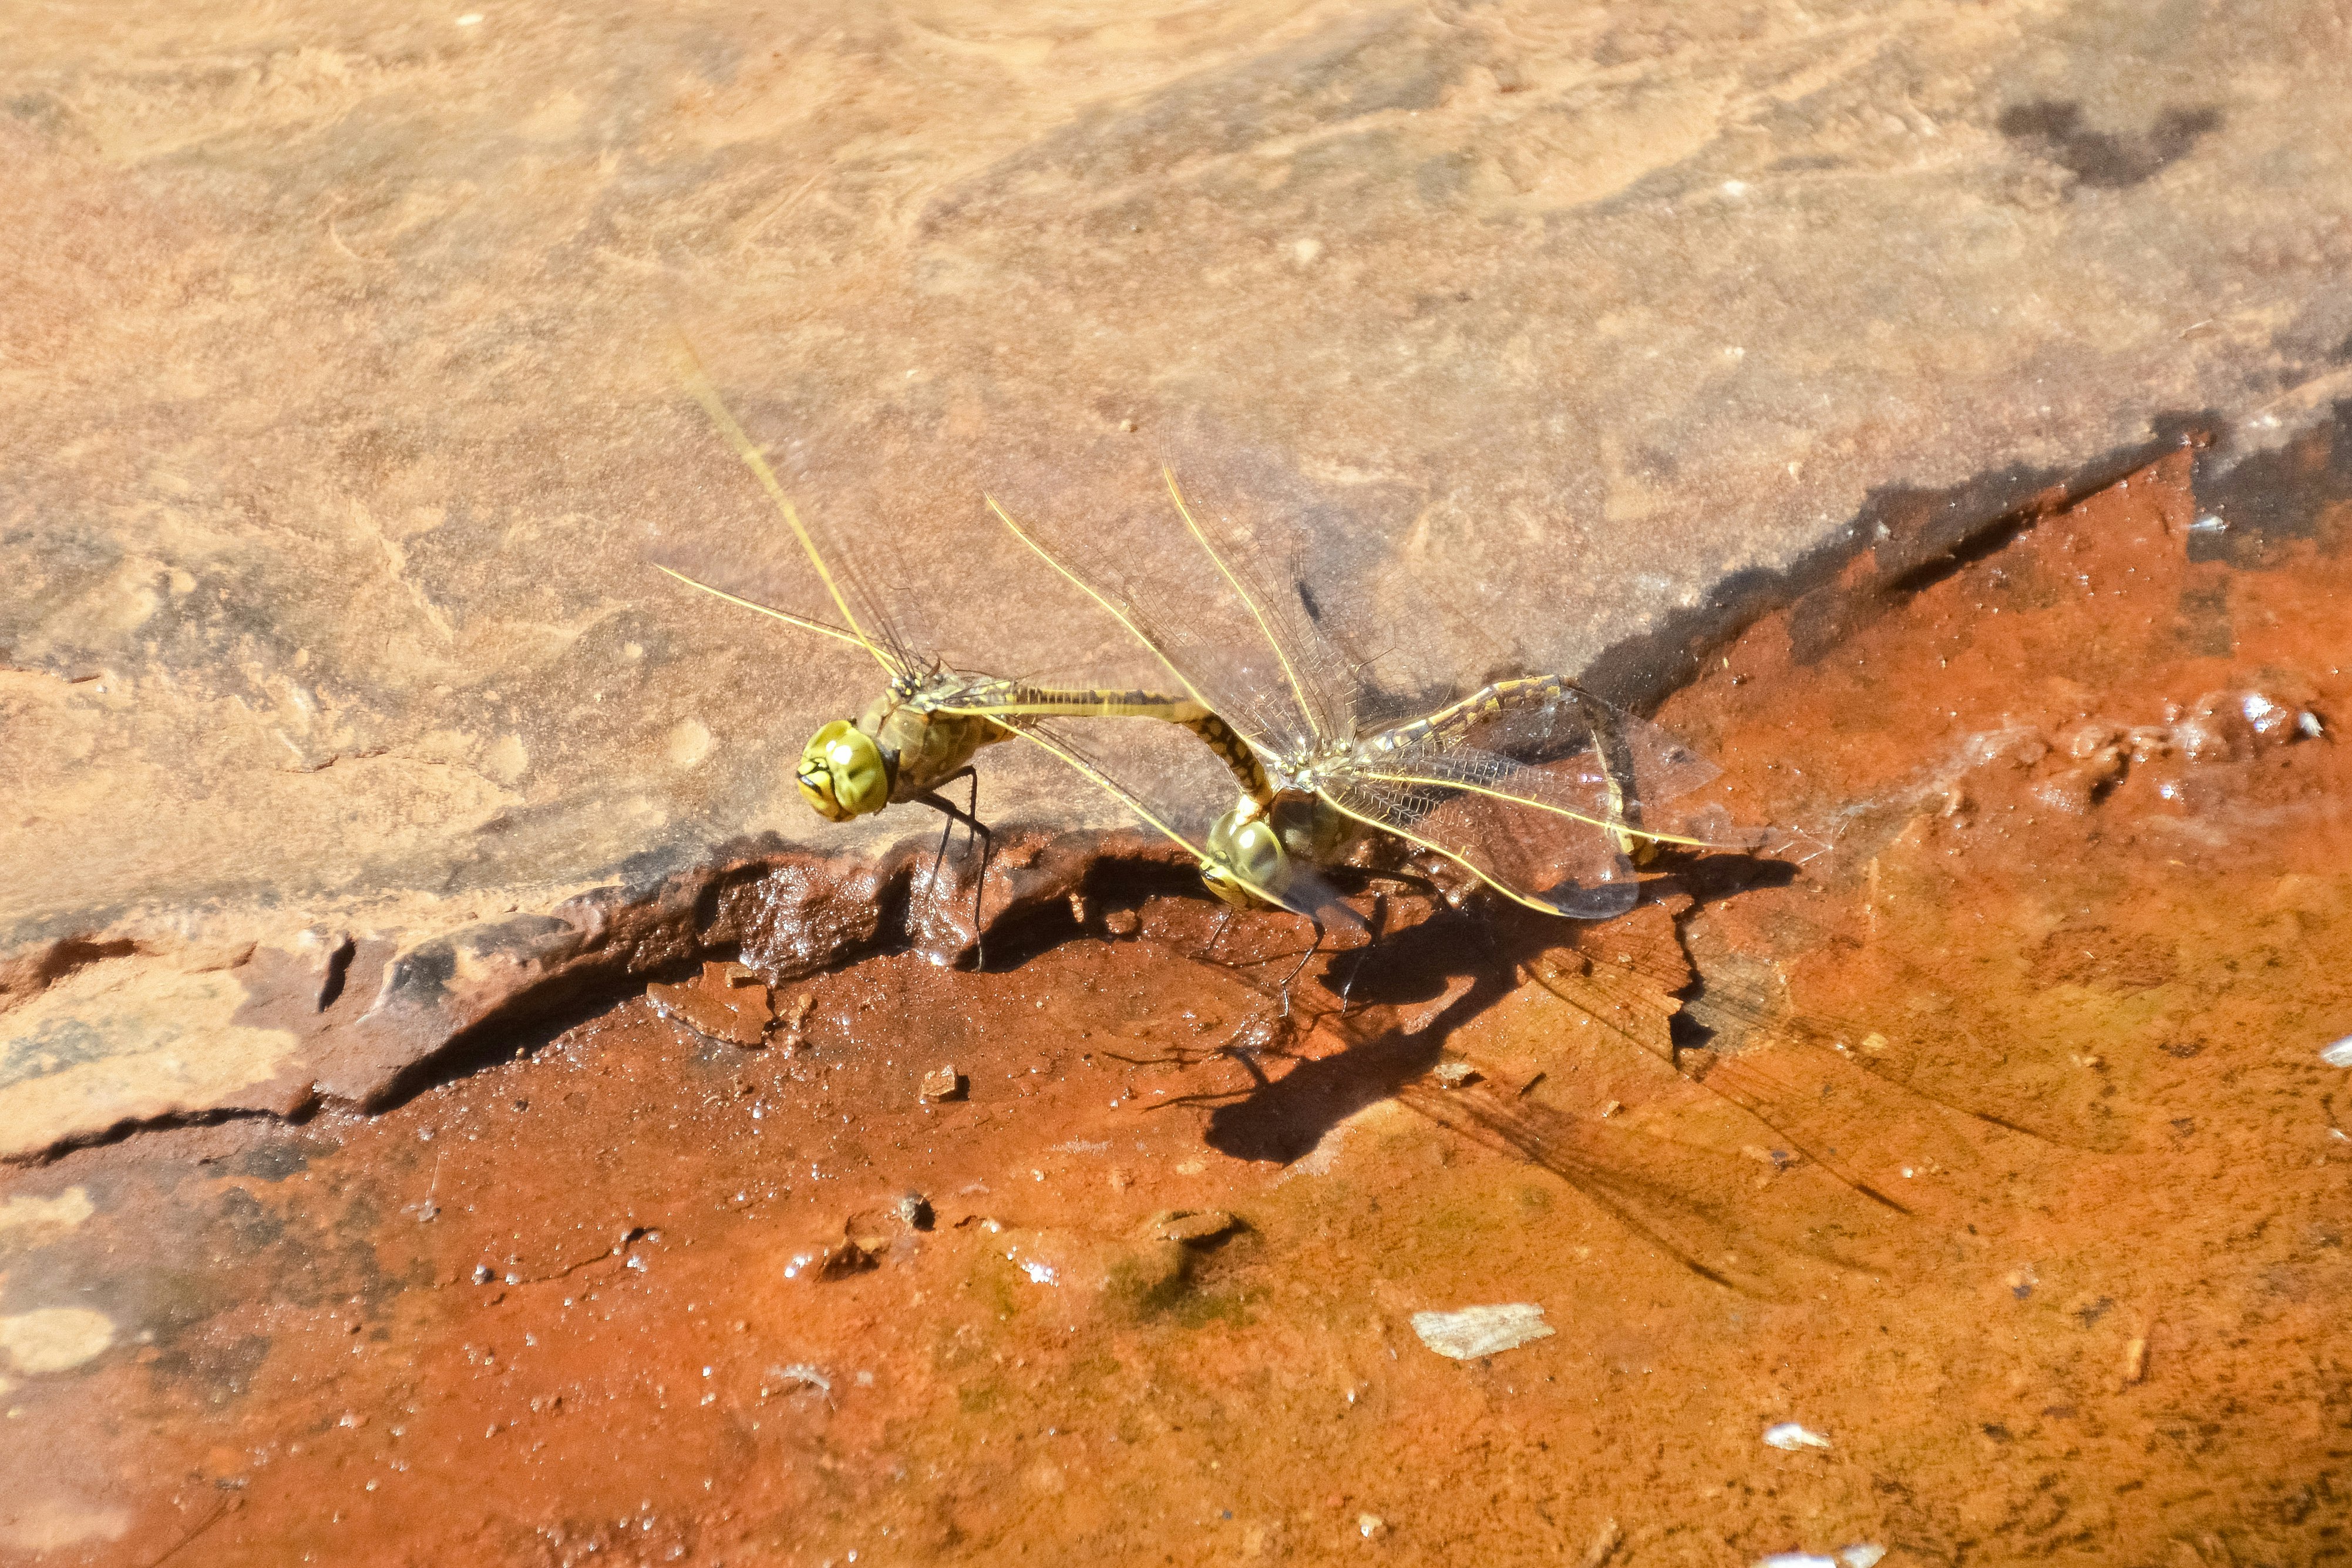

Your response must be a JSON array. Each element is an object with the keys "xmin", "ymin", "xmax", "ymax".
[
  {"xmin": 798, "ymin": 720, "xmax": 890, "ymax": 822},
  {"xmin": 1202, "ymin": 812, "xmax": 1288, "ymax": 908}
]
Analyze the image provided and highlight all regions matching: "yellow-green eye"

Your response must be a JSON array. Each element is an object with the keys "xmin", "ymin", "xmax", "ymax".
[
  {"xmin": 797, "ymin": 720, "xmax": 891, "ymax": 822},
  {"xmin": 1203, "ymin": 811, "xmax": 1287, "ymax": 907}
]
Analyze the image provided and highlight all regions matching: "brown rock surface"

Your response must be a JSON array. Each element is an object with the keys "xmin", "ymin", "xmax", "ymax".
[
  {"xmin": 6, "ymin": 0, "xmax": 2351, "ymax": 1151},
  {"xmin": 2, "ymin": 447, "xmax": 2347, "ymax": 1560}
]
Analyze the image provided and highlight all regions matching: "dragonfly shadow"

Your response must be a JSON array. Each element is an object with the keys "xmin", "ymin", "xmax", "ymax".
[
  {"xmin": 1200, "ymin": 905, "xmax": 1518, "ymax": 1163},
  {"xmin": 1204, "ymin": 851, "xmax": 1787, "ymax": 1170},
  {"xmin": 1195, "ymin": 889, "xmax": 1936, "ymax": 1298},
  {"xmin": 1638, "ymin": 849, "xmax": 1799, "ymax": 906},
  {"xmin": 1200, "ymin": 845, "xmax": 1801, "ymax": 1166}
]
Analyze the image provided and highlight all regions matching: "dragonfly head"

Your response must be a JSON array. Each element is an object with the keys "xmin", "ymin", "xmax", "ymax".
[
  {"xmin": 798, "ymin": 720, "xmax": 893, "ymax": 822},
  {"xmin": 1201, "ymin": 809, "xmax": 1288, "ymax": 910}
]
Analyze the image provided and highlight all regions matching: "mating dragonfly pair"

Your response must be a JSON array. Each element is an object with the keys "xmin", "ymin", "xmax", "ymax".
[{"xmin": 658, "ymin": 350, "xmax": 1741, "ymax": 986}]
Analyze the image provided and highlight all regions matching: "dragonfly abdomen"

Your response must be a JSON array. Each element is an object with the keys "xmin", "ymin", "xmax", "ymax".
[
  {"xmin": 993, "ymin": 684, "xmax": 1274, "ymax": 807},
  {"xmin": 1395, "ymin": 673, "xmax": 1576, "ymax": 752}
]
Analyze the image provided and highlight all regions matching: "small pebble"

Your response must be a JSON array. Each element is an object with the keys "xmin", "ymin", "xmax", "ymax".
[
  {"xmin": 1142, "ymin": 1209, "xmax": 1241, "ymax": 1245},
  {"xmin": 1412, "ymin": 1303, "xmax": 1553, "ymax": 1360},
  {"xmin": 1762, "ymin": 1422, "xmax": 1832, "ymax": 1451},
  {"xmin": 1752, "ymin": 1549, "xmax": 1883, "ymax": 1568},
  {"xmin": 920, "ymin": 1066, "xmax": 965, "ymax": 1103}
]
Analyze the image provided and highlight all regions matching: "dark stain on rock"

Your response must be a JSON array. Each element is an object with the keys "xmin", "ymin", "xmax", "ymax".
[
  {"xmin": 2191, "ymin": 398, "xmax": 2352, "ymax": 564},
  {"xmin": 213, "ymin": 1186, "xmax": 289, "ymax": 1255},
  {"xmin": 2029, "ymin": 927, "xmax": 2179, "ymax": 992},
  {"xmin": 1997, "ymin": 100, "xmax": 2223, "ymax": 189},
  {"xmin": 382, "ymin": 938, "xmax": 458, "ymax": 1002},
  {"xmin": 2176, "ymin": 579, "xmax": 2233, "ymax": 657},
  {"xmin": 154, "ymin": 1331, "xmax": 273, "ymax": 1405},
  {"xmin": 1580, "ymin": 415, "xmax": 2216, "ymax": 704},
  {"xmin": 230, "ymin": 1137, "xmax": 340, "ymax": 1182},
  {"xmin": 0, "ymin": 1011, "xmax": 121, "ymax": 1096}
]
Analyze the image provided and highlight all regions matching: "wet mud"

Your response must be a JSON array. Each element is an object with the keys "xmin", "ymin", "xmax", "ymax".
[{"xmin": 5, "ymin": 442, "xmax": 2351, "ymax": 1564}]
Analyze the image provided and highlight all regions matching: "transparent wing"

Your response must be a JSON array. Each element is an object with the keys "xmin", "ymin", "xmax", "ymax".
[
  {"xmin": 657, "ymin": 336, "xmax": 936, "ymax": 677},
  {"xmin": 1459, "ymin": 691, "xmax": 1722, "ymax": 830},
  {"xmin": 1159, "ymin": 469, "xmax": 1355, "ymax": 751},
  {"xmin": 987, "ymin": 489, "xmax": 1333, "ymax": 761},
  {"xmin": 649, "ymin": 564, "xmax": 885, "ymax": 662},
  {"xmin": 1321, "ymin": 742, "xmax": 1643, "ymax": 918},
  {"xmin": 1314, "ymin": 678, "xmax": 1750, "ymax": 918}
]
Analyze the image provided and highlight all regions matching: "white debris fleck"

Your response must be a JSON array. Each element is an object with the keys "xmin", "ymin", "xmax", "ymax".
[
  {"xmin": 1753, "ymin": 1550, "xmax": 1882, "ymax": 1568},
  {"xmin": 1411, "ymin": 1303, "xmax": 1554, "ymax": 1360},
  {"xmin": 1762, "ymin": 1421, "xmax": 1833, "ymax": 1451},
  {"xmin": 761, "ymin": 1364, "xmax": 830, "ymax": 1398},
  {"xmin": 2321, "ymin": 1037, "xmax": 2352, "ymax": 1069}
]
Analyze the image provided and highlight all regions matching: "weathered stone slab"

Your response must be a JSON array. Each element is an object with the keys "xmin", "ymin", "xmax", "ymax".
[{"xmin": 4, "ymin": 0, "xmax": 2348, "ymax": 1150}]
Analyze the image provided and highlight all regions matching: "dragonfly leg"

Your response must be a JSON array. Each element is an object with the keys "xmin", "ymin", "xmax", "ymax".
[
  {"xmin": 1335, "ymin": 894, "xmax": 1385, "ymax": 1014},
  {"xmin": 1274, "ymin": 914, "xmax": 1325, "ymax": 1018},
  {"xmin": 913, "ymin": 768, "xmax": 992, "ymax": 969},
  {"xmin": 1196, "ymin": 904, "xmax": 1237, "ymax": 963}
]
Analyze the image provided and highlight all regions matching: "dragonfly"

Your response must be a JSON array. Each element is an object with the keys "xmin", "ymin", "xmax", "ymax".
[
  {"xmin": 985, "ymin": 472, "xmax": 1732, "ymax": 958},
  {"xmin": 657, "ymin": 348, "xmax": 1265, "ymax": 955}
]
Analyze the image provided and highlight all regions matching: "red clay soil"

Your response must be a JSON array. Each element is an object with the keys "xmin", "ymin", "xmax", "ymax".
[{"xmin": 4, "ymin": 445, "xmax": 2350, "ymax": 1565}]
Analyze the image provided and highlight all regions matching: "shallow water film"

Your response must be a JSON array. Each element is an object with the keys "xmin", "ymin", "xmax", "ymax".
[{"xmin": 5, "ymin": 443, "xmax": 2349, "ymax": 1564}]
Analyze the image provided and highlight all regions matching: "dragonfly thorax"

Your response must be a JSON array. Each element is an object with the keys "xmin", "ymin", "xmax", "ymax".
[{"xmin": 1269, "ymin": 742, "xmax": 1354, "ymax": 796}]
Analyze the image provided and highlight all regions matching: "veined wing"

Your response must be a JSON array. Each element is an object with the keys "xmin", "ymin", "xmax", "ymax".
[
  {"xmin": 1316, "ymin": 679, "xmax": 1745, "ymax": 917},
  {"xmin": 1324, "ymin": 753, "xmax": 1645, "ymax": 920},
  {"xmin": 1159, "ymin": 469, "xmax": 1352, "ymax": 752},
  {"xmin": 650, "ymin": 564, "xmax": 886, "ymax": 662},
  {"xmin": 1445, "ymin": 688, "xmax": 1722, "ymax": 822},
  {"xmin": 664, "ymin": 335, "xmax": 929, "ymax": 678},
  {"xmin": 985, "ymin": 490, "xmax": 1328, "ymax": 764}
]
